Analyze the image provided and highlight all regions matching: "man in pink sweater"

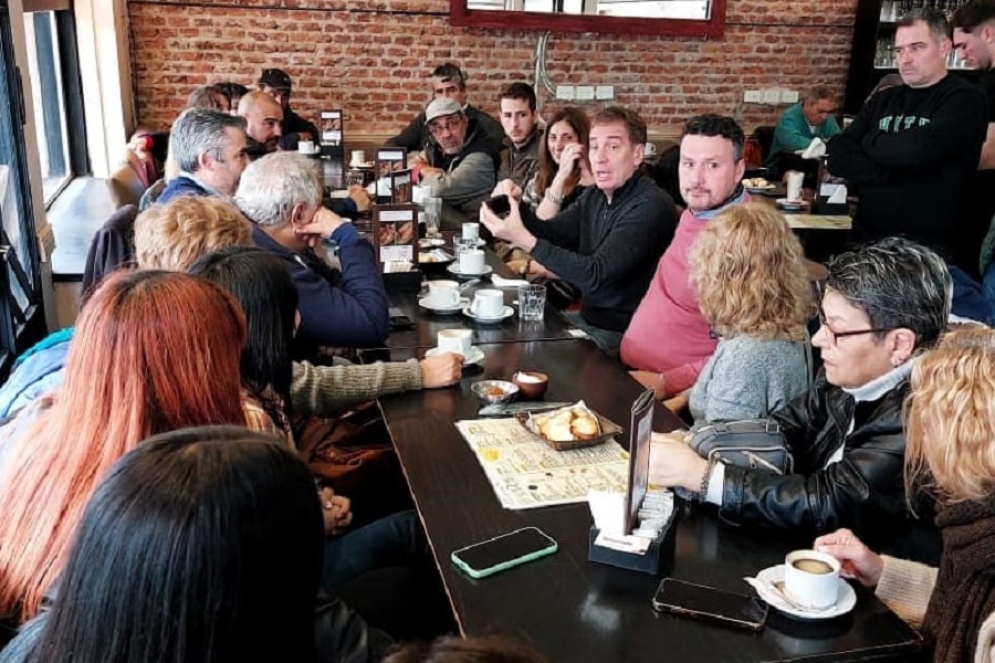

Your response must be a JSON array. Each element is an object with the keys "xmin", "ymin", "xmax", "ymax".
[{"xmin": 620, "ymin": 115, "xmax": 749, "ymax": 398}]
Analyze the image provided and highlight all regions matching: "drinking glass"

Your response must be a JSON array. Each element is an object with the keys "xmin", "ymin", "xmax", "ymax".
[
  {"xmin": 518, "ymin": 284, "xmax": 546, "ymax": 321},
  {"xmin": 423, "ymin": 197, "xmax": 442, "ymax": 238}
]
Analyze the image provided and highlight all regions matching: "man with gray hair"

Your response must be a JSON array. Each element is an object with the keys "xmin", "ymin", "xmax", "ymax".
[
  {"xmin": 158, "ymin": 108, "xmax": 250, "ymax": 205},
  {"xmin": 235, "ymin": 152, "xmax": 389, "ymax": 352},
  {"xmin": 767, "ymin": 85, "xmax": 840, "ymax": 168}
]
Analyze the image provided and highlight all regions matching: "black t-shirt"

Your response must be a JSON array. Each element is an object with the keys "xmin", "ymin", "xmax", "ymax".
[{"xmin": 960, "ymin": 70, "xmax": 995, "ymax": 278}]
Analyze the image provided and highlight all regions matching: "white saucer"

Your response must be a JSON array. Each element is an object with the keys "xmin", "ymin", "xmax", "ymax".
[
  {"xmin": 419, "ymin": 238, "xmax": 446, "ymax": 248},
  {"xmin": 776, "ymin": 198, "xmax": 807, "ymax": 211},
  {"xmin": 447, "ymin": 264, "xmax": 493, "ymax": 277},
  {"xmin": 418, "ymin": 296, "xmax": 466, "ymax": 314},
  {"xmin": 752, "ymin": 565, "xmax": 856, "ymax": 620},
  {"xmin": 462, "ymin": 305, "xmax": 514, "ymax": 323},
  {"xmin": 298, "ymin": 147, "xmax": 321, "ymax": 156},
  {"xmin": 425, "ymin": 345, "xmax": 485, "ymax": 366}
]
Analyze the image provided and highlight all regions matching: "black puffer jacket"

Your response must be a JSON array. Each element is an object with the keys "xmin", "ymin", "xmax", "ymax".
[{"xmin": 719, "ymin": 368, "xmax": 911, "ymax": 545}]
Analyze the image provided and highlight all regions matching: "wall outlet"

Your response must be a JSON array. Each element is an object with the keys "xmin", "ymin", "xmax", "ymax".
[
  {"xmin": 575, "ymin": 85, "xmax": 595, "ymax": 101},
  {"xmin": 595, "ymin": 85, "xmax": 614, "ymax": 100},
  {"xmin": 556, "ymin": 85, "xmax": 576, "ymax": 101},
  {"xmin": 762, "ymin": 88, "xmax": 781, "ymax": 104},
  {"xmin": 781, "ymin": 89, "xmax": 799, "ymax": 104},
  {"xmin": 744, "ymin": 90, "xmax": 762, "ymax": 103}
]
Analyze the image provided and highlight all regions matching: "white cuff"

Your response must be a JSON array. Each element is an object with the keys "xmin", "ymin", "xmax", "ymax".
[{"xmin": 705, "ymin": 462, "xmax": 725, "ymax": 506}]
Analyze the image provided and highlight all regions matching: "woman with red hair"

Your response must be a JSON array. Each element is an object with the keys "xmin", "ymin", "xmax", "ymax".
[{"xmin": 0, "ymin": 270, "xmax": 248, "ymax": 624}]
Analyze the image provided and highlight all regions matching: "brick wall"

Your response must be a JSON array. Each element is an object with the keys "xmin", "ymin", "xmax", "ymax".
[{"xmin": 127, "ymin": 0, "xmax": 857, "ymax": 137}]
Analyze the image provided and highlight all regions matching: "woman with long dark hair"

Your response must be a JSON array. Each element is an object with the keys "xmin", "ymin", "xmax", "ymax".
[{"xmin": 523, "ymin": 106, "xmax": 594, "ymax": 219}]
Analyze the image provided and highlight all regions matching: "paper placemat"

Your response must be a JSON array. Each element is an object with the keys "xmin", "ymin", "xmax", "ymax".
[
  {"xmin": 455, "ymin": 417, "xmax": 629, "ymax": 510},
  {"xmin": 784, "ymin": 214, "xmax": 852, "ymax": 230}
]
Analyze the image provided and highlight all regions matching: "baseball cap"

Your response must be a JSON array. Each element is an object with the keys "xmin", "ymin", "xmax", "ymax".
[
  {"xmin": 258, "ymin": 68, "xmax": 292, "ymax": 91},
  {"xmin": 424, "ymin": 98, "xmax": 463, "ymax": 125}
]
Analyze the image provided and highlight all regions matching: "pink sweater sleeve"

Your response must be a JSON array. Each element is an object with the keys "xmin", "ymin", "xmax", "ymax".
[{"xmin": 661, "ymin": 356, "xmax": 711, "ymax": 398}]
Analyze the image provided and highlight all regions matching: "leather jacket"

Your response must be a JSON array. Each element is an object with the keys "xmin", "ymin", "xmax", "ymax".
[{"xmin": 718, "ymin": 369, "xmax": 911, "ymax": 544}]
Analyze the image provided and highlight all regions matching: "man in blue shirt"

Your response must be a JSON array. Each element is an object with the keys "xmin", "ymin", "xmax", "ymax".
[{"xmin": 767, "ymin": 86, "xmax": 841, "ymax": 168}]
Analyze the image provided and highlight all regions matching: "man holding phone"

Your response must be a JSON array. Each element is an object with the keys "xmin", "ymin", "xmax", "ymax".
[{"xmin": 480, "ymin": 106, "xmax": 677, "ymax": 356}]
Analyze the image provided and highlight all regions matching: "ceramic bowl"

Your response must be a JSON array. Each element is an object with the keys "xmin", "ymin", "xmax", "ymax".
[
  {"xmin": 512, "ymin": 370, "xmax": 549, "ymax": 399},
  {"xmin": 471, "ymin": 380, "xmax": 519, "ymax": 405}
]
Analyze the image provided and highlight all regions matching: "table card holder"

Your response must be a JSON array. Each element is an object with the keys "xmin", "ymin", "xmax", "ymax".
[
  {"xmin": 319, "ymin": 109, "xmax": 344, "ymax": 158},
  {"xmin": 588, "ymin": 389, "xmax": 676, "ymax": 575},
  {"xmin": 391, "ymin": 168, "xmax": 413, "ymax": 205},
  {"xmin": 374, "ymin": 148, "xmax": 407, "ymax": 205},
  {"xmin": 374, "ymin": 204, "xmax": 422, "ymax": 293}
]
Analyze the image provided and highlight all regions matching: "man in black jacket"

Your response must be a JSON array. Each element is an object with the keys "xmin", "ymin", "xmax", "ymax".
[
  {"xmin": 481, "ymin": 106, "xmax": 677, "ymax": 355},
  {"xmin": 386, "ymin": 62, "xmax": 504, "ymax": 161},
  {"xmin": 257, "ymin": 68, "xmax": 320, "ymax": 152},
  {"xmin": 649, "ymin": 239, "xmax": 952, "ymax": 553},
  {"xmin": 828, "ymin": 9, "xmax": 987, "ymax": 263}
]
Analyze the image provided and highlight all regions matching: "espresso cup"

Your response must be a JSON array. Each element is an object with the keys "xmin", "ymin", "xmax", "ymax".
[
  {"xmin": 786, "ymin": 170, "xmax": 805, "ymax": 202},
  {"xmin": 462, "ymin": 222, "xmax": 480, "ymax": 242},
  {"xmin": 783, "ymin": 550, "xmax": 841, "ymax": 610},
  {"xmin": 459, "ymin": 249, "xmax": 486, "ymax": 275},
  {"xmin": 426, "ymin": 280, "xmax": 461, "ymax": 308},
  {"xmin": 437, "ymin": 328, "xmax": 472, "ymax": 356},
  {"xmin": 470, "ymin": 289, "xmax": 505, "ymax": 319},
  {"xmin": 298, "ymin": 140, "xmax": 315, "ymax": 154}
]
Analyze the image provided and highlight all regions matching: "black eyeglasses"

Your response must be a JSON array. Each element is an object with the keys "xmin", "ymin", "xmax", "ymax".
[{"xmin": 816, "ymin": 309, "xmax": 894, "ymax": 346}]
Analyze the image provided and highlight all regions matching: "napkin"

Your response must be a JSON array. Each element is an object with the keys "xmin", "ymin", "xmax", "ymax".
[
  {"xmin": 826, "ymin": 184, "xmax": 847, "ymax": 204},
  {"xmin": 490, "ymin": 274, "xmax": 530, "ymax": 288},
  {"xmin": 801, "ymin": 138, "xmax": 826, "ymax": 160}
]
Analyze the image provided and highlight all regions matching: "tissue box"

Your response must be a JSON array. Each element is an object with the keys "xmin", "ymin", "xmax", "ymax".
[
  {"xmin": 588, "ymin": 512, "xmax": 678, "ymax": 575},
  {"xmin": 814, "ymin": 197, "xmax": 848, "ymax": 216}
]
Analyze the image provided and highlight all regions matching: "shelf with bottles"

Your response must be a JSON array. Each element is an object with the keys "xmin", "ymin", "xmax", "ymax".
[
  {"xmin": 879, "ymin": 0, "xmax": 969, "ymax": 22},
  {"xmin": 873, "ymin": 34, "xmax": 969, "ymax": 68}
]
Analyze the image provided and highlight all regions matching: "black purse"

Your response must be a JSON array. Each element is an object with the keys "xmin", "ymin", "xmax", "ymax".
[{"xmin": 688, "ymin": 419, "xmax": 793, "ymax": 475}]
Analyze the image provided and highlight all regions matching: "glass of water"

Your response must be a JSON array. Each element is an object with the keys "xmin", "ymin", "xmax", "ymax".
[
  {"xmin": 423, "ymin": 197, "xmax": 442, "ymax": 237},
  {"xmin": 518, "ymin": 284, "xmax": 546, "ymax": 321}
]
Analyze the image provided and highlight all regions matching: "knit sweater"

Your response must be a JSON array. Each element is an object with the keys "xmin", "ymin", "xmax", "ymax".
[
  {"xmin": 768, "ymin": 103, "xmax": 841, "ymax": 159},
  {"xmin": 620, "ymin": 189, "xmax": 748, "ymax": 395},
  {"xmin": 688, "ymin": 335, "xmax": 810, "ymax": 424}
]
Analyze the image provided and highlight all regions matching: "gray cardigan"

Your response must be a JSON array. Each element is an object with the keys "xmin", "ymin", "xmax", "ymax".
[{"xmin": 689, "ymin": 334, "xmax": 811, "ymax": 424}]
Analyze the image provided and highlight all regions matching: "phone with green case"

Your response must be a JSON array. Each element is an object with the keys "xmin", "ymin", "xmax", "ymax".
[{"xmin": 451, "ymin": 527, "xmax": 558, "ymax": 579}]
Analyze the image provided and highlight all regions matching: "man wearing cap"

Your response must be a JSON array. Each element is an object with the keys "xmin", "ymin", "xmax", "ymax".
[
  {"xmin": 414, "ymin": 98, "xmax": 496, "ymax": 230},
  {"xmin": 387, "ymin": 62, "xmax": 504, "ymax": 161},
  {"xmin": 258, "ymin": 67, "xmax": 320, "ymax": 151}
]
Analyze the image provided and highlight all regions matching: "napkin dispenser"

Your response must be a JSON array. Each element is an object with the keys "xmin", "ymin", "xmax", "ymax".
[
  {"xmin": 588, "ymin": 512, "xmax": 677, "ymax": 575},
  {"xmin": 382, "ymin": 269, "xmax": 423, "ymax": 293}
]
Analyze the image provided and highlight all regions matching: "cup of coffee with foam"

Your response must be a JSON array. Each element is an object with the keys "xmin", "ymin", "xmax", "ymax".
[{"xmin": 783, "ymin": 550, "xmax": 840, "ymax": 610}]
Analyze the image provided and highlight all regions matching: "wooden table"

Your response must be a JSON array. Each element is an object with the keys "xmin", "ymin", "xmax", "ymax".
[{"xmin": 377, "ymin": 340, "xmax": 921, "ymax": 662}]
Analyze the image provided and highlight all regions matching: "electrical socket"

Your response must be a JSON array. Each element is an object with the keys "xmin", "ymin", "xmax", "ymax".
[
  {"xmin": 744, "ymin": 90, "xmax": 762, "ymax": 103},
  {"xmin": 762, "ymin": 88, "xmax": 781, "ymax": 105},
  {"xmin": 575, "ymin": 85, "xmax": 595, "ymax": 101},
  {"xmin": 595, "ymin": 85, "xmax": 614, "ymax": 101},
  {"xmin": 781, "ymin": 89, "xmax": 799, "ymax": 104},
  {"xmin": 556, "ymin": 85, "xmax": 575, "ymax": 101}
]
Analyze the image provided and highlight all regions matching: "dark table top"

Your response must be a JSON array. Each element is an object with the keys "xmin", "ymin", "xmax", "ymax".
[
  {"xmin": 383, "ymin": 242, "xmax": 580, "ymax": 350},
  {"xmin": 378, "ymin": 340, "xmax": 921, "ymax": 663}
]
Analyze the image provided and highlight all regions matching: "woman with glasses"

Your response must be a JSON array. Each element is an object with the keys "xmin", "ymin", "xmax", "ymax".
[{"xmin": 649, "ymin": 238, "xmax": 952, "ymax": 546}]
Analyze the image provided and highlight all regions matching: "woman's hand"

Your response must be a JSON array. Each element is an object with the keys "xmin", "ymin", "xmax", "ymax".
[
  {"xmin": 419, "ymin": 352, "xmax": 464, "ymax": 388},
  {"xmin": 630, "ymin": 370, "xmax": 667, "ymax": 400},
  {"xmin": 552, "ymin": 143, "xmax": 585, "ymax": 184},
  {"xmin": 319, "ymin": 487, "xmax": 353, "ymax": 536},
  {"xmin": 814, "ymin": 528, "xmax": 883, "ymax": 587},
  {"xmin": 649, "ymin": 431, "xmax": 708, "ymax": 492},
  {"xmin": 492, "ymin": 178, "xmax": 523, "ymax": 202}
]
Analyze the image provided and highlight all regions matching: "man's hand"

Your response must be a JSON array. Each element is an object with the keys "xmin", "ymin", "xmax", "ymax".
[
  {"xmin": 319, "ymin": 486, "xmax": 353, "ymax": 536},
  {"xmin": 630, "ymin": 370, "xmax": 667, "ymax": 400},
  {"xmin": 348, "ymin": 184, "xmax": 373, "ymax": 211},
  {"xmin": 814, "ymin": 529, "xmax": 884, "ymax": 587},
  {"xmin": 649, "ymin": 431, "xmax": 708, "ymax": 492},
  {"xmin": 492, "ymin": 178, "xmax": 523, "ymax": 202},
  {"xmin": 297, "ymin": 207, "xmax": 346, "ymax": 245},
  {"xmin": 419, "ymin": 352, "xmax": 464, "ymax": 388},
  {"xmin": 479, "ymin": 198, "xmax": 536, "ymax": 251}
]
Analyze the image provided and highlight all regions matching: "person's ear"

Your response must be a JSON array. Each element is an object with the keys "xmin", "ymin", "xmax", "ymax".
[
  {"xmin": 288, "ymin": 202, "xmax": 309, "ymax": 232},
  {"xmin": 889, "ymin": 328, "xmax": 917, "ymax": 366},
  {"xmin": 198, "ymin": 150, "xmax": 214, "ymax": 172}
]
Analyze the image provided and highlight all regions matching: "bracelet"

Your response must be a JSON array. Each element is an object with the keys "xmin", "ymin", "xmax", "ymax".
[
  {"xmin": 698, "ymin": 456, "xmax": 719, "ymax": 504},
  {"xmin": 545, "ymin": 189, "xmax": 565, "ymax": 205}
]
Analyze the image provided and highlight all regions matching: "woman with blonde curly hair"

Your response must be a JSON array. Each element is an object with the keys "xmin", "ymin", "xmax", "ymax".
[
  {"xmin": 685, "ymin": 202, "xmax": 812, "ymax": 423},
  {"xmin": 817, "ymin": 328, "xmax": 995, "ymax": 663}
]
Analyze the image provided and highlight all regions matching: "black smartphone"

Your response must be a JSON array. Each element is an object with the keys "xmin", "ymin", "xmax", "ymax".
[
  {"xmin": 451, "ymin": 527, "xmax": 558, "ymax": 579},
  {"xmin": 652, "ymin": 578, "xmax": 768, "ymax": 632},
  {"xmin": 388, "ymin": 307, "xmax": 414, "ymax": 330},
  {"xmin": 484, "ymin": 194, "xmax": 512, "ymax": 218}
]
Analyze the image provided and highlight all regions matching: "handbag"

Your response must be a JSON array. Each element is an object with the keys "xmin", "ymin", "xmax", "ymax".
[{"xmin": 688, "ymin": 419, "xmax": 793, "ymax": 475}]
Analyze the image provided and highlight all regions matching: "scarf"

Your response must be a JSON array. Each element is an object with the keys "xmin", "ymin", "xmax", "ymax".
[{"xmin": 921, "ymin": 495, "xmax": 995, "ymax": 663}]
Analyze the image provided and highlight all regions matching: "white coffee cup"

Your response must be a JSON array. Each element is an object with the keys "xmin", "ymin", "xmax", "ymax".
[
  {"xmin": 783, "ymin": 550, "xmax": 841, "ymax": 610},
  {"xmin": 470, "ymin": 289, "xmax": 505, "ymax": 319},
  {"xmin": 351, "ymin": 150, "xmax": 366, "ymax": 166},
  {"xmin": 298, "ymin": 140, "xmax": 315, "ymax": 154},
  {"xmin": 644, "ymin": 142, "xmax": 658, "ymax": 157},
  {"xmin": 786, "ymin": 170, "xmax": 805, "ymax": 202},
  {"xmin": 461, "ymin": 222, "xmax": 480, "ymax": 242},
  {"xmin": 459, "ymin": 249, "xmax": 486, "ymax": 275},
  {"xmin": 426, "ymin": 280, "xmax": 461, "ymax": 308},
  {"xmin": 437, "ymin": 328, "xmax": 472, "ymax": 356}
]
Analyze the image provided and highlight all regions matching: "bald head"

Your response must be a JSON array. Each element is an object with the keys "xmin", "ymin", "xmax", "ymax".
[{"xmin": 238, "ymin": 91, "xmax": 283, "ymax": 151}]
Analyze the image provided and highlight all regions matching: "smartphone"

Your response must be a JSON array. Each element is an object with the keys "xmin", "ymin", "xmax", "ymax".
[
  {"xmin": 652, "ymin": 578, "xmax": 768, "ymax": 632},
  {"xmin": 484, "ymin": 194, "xmax": 512, "ymax": 218},
  {"xmin": 451, "ymin": 526, "xmax": 558, "ymax": 579},
  {"xmin": 388, "ymin": 307, "xmax": 414, "ymax": 330}
]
